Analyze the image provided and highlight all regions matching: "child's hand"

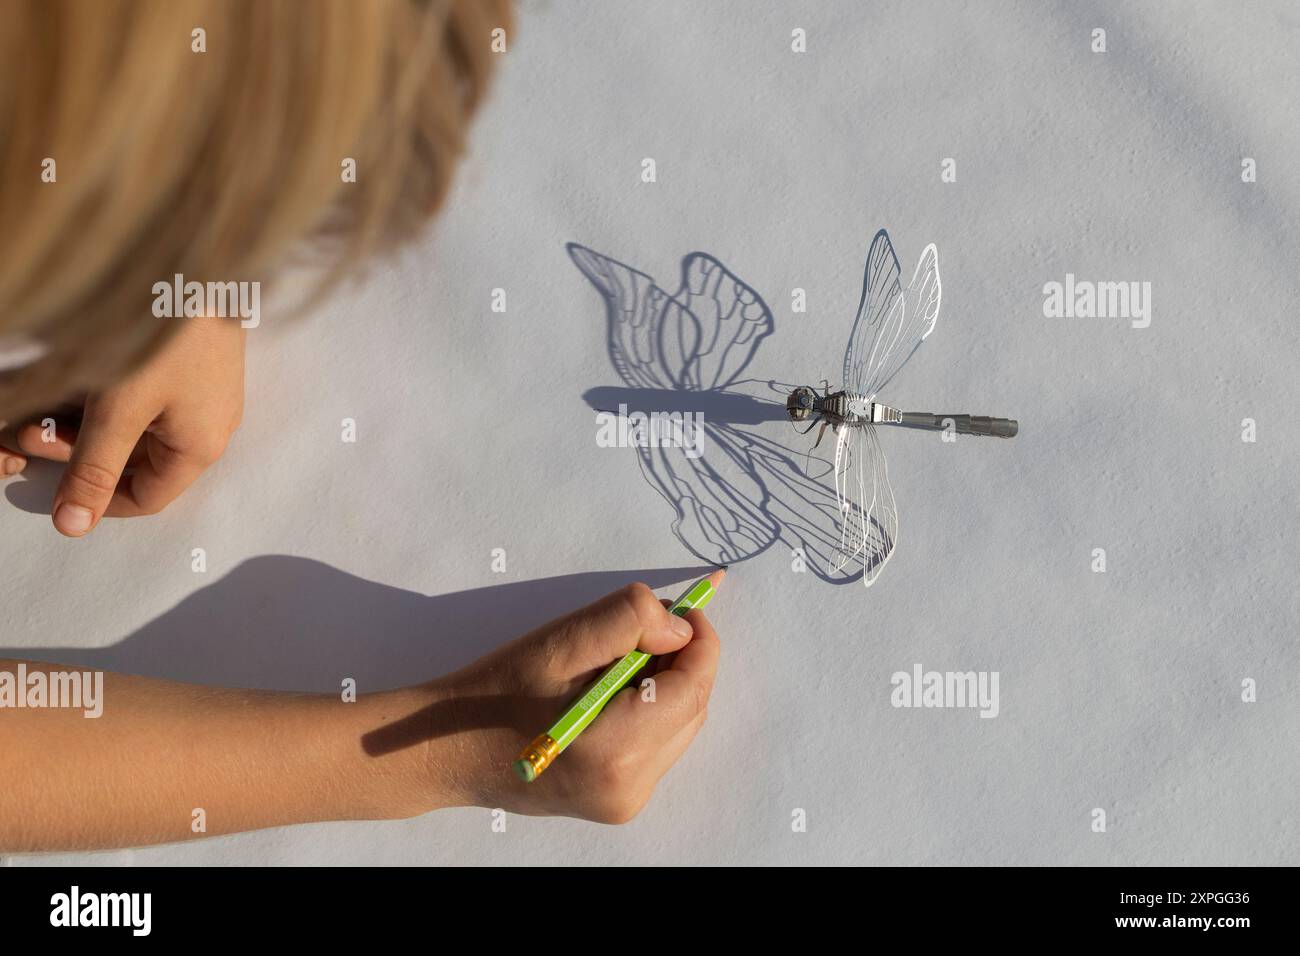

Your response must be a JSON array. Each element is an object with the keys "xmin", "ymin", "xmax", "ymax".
[
  {"xmin": 0, "ymin": 583, "xmax": 720, "ymax": 850},
  {"xmin": 421, "ymin": 582, "xmax": 720, "ymax": 824},
  {"xmin": 0, "ymin": 316, "xmax": 244, "ymax": 535}
]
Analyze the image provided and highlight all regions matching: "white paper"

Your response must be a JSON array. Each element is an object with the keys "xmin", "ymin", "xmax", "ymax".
[{"xmin": 3, "ymin": 0, "xmax": 1297, "ymax": 866}]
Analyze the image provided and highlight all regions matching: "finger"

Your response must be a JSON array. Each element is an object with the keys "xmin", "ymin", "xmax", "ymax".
[
  {"xmin": 0, "ymin": 421, "xmax": 24, "ymax": 475},
  {"xmin": 105, "ymin": 433, "xmax": 212, "ymax": 518},
  {"xmin": 51, "ymin": 399, "xmax": 153, "ymax": 536},
  {"xmin": 0, "ymin": 447, "xmax": 25, "ymax": 477},
  {"xmin": 661, "ymin": 607, "xmax": 720, "ymax": 683},
  {"xmin": 14, "ymin": 420, "xmax": 75, "ymax": 461},
  {"xmin": 651, "ymin": 599, "xmax": 680, "ymax": 672},
  {"xmin": 17, "ymin": 421, "xmax": 152, "ymax": 468},
  {"xmin": 547, "ymin": 582, "xmax": 694, "ymax": 676},
  {"xmin": 590, "ymin": 607, "xmax": 720, "ymax": 747},
  {"xmin": 653, "ymin": 569, "xmax": 724, "ymax": 673}
]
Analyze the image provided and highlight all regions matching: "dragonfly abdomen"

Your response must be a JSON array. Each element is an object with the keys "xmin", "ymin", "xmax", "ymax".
[
  {"xmin": 818, "ymin": 390, "xmax": 875, "ymax": 425},
  {"xmin": 787, "ymin": 386, "xmax": 901, "ymax": 426}
]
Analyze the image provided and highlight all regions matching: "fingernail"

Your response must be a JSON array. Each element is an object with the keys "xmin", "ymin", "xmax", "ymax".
[
  {"xmin": 2, "ymin": 457, "xmax": 22, "ymax": 476},
  {"xmin": 667, "ymin": 613, "xmax": 693, "ymax": 639},
  {"xmin": 54, "ymin": 503, "xmax": 94, "ymax": 535}
]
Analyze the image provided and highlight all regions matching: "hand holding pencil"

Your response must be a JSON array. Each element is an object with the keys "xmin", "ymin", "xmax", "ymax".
[
  {"xmin": 513, "ymin": 569, "xmax": 725, "ymax": 782},
  {"xmin": 1, "ymin": 577, "xmax": 724, "ymax": 850},
  {"xmin": 418, "ymin": 577, "xmax": 722, "ymax": 824}
]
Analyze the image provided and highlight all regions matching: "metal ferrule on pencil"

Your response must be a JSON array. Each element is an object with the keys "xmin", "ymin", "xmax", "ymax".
[{"xmin": 513, "ymin": 734, "xmax": 560, "ymax": 782}]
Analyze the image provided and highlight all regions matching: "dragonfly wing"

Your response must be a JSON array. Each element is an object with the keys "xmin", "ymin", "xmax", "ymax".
[
  {"xmin": 872, "ymin": 242, "xmax": 941, "ymax": 398},
  {"xmin": 828, "ymin": 425, "xmax": 898, "ymax": 585},
  {"xmin": 830, "ymin": 425, "xmax": 865, "ymax": 573},
  {"xmin": 858, "ymin": 424, "xmax": 898, "ymax": 586},
  {"xmin": 842, "ymin": 231, "xmax": 941, "ymax": 399},
  {"xmin": 842, "ymin": 230, "xmax": 902, "ymax": 397}
]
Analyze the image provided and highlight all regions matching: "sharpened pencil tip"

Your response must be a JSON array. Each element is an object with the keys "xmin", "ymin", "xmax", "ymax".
[{"xmin": 707, "ymin": 567, "xmax": 727, "ymax": 588}]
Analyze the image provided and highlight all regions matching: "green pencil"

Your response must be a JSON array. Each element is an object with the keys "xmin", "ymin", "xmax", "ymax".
[{"xmin": 511, "ymin": 568, "xmax": 726, "ymax": 782}]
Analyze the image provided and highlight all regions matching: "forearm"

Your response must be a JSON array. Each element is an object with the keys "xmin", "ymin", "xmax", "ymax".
[{"xmin": 0, "ymin": 660, "xmax": 446, "ymax": 852}]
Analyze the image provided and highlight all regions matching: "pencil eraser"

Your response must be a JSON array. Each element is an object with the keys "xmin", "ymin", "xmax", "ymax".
[{"xmin": 512, "ymin": 759, "xmax": 537, "ymax": 783}]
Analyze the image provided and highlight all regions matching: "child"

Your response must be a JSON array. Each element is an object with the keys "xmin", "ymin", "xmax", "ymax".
[{"xmin": 0, "ymin": 0, "xmax": 719, "ymax": 850}]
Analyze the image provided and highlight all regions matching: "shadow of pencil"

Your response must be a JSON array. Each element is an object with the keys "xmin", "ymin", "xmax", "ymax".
[{"xmin": 0, "ymin": 555, "xmax": 712, "ymax": 693}]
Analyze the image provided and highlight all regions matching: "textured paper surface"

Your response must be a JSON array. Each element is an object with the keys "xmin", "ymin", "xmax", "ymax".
[{"xmin": 3, "ymin": 0, "xmax": 1298, "ymax": 865}]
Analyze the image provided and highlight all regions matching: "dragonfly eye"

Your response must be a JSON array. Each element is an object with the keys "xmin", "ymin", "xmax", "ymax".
[{"xmin": 787, "ymin": 388, "xmax": 815, "ymax": 421}]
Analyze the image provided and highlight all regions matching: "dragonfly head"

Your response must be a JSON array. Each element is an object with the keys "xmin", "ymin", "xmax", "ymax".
[{"xmin": 786, "ymin": 386, "xmax": 816, "ymax": 422}]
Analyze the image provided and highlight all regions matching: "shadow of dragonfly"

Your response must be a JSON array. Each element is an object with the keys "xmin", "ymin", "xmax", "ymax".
[{"xmin": 569, "ymin": 242, "xmax": 865, "ymax": 585}]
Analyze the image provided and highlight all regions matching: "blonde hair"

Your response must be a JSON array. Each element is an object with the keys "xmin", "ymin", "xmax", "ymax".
[{"xmin": 0, "ymin": 0, "xmax": 511, "ymax": 419}]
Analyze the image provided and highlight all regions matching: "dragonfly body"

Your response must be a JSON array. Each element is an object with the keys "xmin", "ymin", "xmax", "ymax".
[
  {"xmin": 788, "ymin": 230, "xmax": 1019, "ymax": 585},
  {"xmin": 787, "ymin": 386, "xmax": 901, "ymax": 429},
  {"xmin": 787, "ymin": 385, "xmax": 1015, "ymax": 438}
]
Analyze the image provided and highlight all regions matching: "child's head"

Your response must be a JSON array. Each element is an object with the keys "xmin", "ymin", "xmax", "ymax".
[{"xmin": 0, "ymin": 0, "xmax": 510, "ymax": 419}]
